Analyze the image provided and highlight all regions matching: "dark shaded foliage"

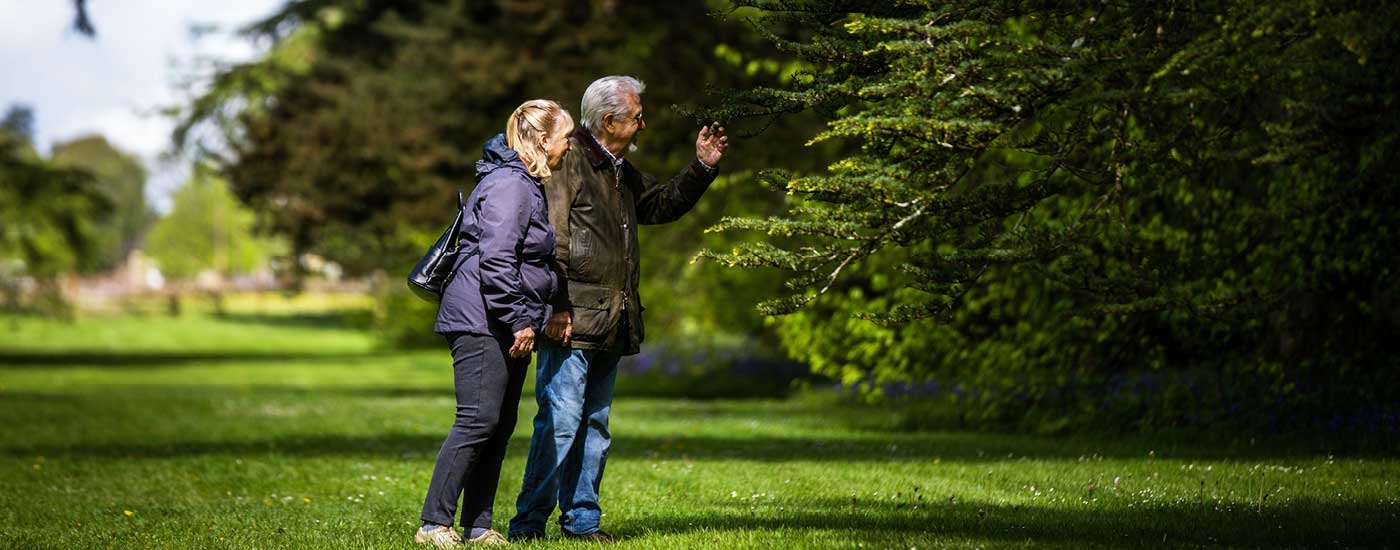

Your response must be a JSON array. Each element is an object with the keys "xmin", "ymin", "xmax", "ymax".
[{"xmin": 702, "ymin": 0, "xmax": 1400, "ymax": 432}]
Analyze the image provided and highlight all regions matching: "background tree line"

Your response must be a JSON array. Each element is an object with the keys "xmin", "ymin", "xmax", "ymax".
[
  {"xmin": 13, "ymin": 0, "xmax": 1397, "ymax": 433},
  {"xmin": 1, "ymin": 101, "xmax": 283, "ymax": 314}
]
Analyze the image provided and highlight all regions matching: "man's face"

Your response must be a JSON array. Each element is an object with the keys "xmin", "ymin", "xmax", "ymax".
[{"xmin": 605, "ymin": 93, "xmax": 646, "ymax": 154}]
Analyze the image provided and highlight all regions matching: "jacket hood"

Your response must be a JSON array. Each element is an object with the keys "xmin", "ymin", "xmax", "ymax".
[{"xmin": 475, "ymin": 133, "xmax": 533, "ymax": 182}]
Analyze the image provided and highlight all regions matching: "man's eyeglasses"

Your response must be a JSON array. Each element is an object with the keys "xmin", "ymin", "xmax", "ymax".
[{"xmin": 610, "ymin": 111, "xmax": 644, "ymax": 126}]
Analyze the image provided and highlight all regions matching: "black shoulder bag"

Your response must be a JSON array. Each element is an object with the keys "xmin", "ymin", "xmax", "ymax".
[{"xmin": 406, "ymin": 191, "xmax": 466, "ymax": 302}]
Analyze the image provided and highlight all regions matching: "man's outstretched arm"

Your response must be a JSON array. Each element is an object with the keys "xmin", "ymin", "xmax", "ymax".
[{"xmin": 636, "ymin": 123, "xmax": 730, "ymax": 224}]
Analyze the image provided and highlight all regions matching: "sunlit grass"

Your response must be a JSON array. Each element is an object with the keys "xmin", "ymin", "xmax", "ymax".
[
  {"xmin": 1, "ymin": 313, "xmax": 1396, "ymax": 548},
  {"xmin": 0, "ymin": 302, "xmax": 375, "ymax": 355}
]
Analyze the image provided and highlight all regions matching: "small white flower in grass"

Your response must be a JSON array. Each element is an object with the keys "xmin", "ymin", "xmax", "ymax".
[{"xmin": 730, "ymin": 491, "xmax": 737, "ymax": 498}]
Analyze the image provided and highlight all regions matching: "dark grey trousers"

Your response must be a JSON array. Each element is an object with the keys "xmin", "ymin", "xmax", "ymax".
[{"xmin": 420, "ymin": 331, "xmax": 528, "ymax": 530}]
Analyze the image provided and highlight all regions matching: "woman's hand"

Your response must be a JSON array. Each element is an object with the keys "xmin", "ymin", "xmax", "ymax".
[
  {"xmin": 509, "ymin": 327, "xmax": 536, "ymax": 358},
  {"xmin": 544, "ymin": 311, "xmax": 572, "ymax": 344}
]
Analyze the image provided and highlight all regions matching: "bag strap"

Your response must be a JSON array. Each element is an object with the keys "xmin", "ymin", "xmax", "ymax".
[{"xmin": 451, "ymin": 190, "xmax": 482, "ymax": 266}]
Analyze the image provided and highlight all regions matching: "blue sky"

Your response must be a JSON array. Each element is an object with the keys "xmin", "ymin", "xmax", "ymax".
[{"xmin": 0, "ymin": 0, "xmax": 284, "ymax": 211}]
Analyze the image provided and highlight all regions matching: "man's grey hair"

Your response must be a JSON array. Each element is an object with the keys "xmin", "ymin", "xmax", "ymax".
[{"xmin": 581, "ymin": 76, "xmax": 646, "ymax": 132}]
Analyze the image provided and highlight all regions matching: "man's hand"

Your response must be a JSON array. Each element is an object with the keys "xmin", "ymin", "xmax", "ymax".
[
  {"xmin": 544, "ymin": 311, "xmax": 573, "ymax": 345},
  {"xmin": 696, "ymin": 122, "xmax": 729, "ymax": 167},
  {"xmin": 509, "ymin": 326, "xmax": 536, "ymax": 358}
]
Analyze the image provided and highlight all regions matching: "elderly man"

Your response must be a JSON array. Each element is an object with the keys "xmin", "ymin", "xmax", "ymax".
[{"xmin": 508, "ymin": 75, "xmax": 728, "ymax": 542}]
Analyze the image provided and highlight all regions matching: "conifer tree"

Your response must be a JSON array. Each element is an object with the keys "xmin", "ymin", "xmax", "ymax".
[{"xmin": 702, "ymin": 0, "xmax": 1399, "ymax": 426}]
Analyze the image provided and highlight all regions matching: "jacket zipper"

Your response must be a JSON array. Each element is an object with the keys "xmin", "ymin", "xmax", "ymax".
[{"xmin": 614, "ymin": 166, "xmax": 631, "ymax": 319}]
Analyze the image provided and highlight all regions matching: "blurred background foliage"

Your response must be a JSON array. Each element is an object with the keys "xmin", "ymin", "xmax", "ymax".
[
  {"xmin": 4, "ymin": 0, "xmax": 1397, "ymax": 434},
  {"xmin": 169, "ymin": 0, "xmax": 835, "ymax": 385},
  {"xmin": 49, "ymin": 135, "xmax": 154, "ymax": 274},
  {"xmin": 145, "ymin": 163, "xmax": 287, "ymax": 281},
  {"xmin": 1, "ymin": 106, "xmax": 110, "ymax": 315}
]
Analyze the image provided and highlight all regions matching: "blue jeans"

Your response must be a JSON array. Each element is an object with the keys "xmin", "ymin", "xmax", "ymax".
[{"xmin": 509, "ymin": 345, "xmax": 620, "ymax": 536}]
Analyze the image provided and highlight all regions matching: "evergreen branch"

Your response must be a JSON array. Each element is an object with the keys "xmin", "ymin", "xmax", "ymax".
[
  {"xmin": 707, "ymin": 216, "xmax": 869, "ymax": 240},
  {"xmin": 755, "ymin": 293, "xmax": 817, "ymax": 316},
  {"xmin": 817, "ymin": 197, "xmax": 929, "ymax": 296},
  {"xmin": 854, "ymin": 299, "xmax": 956, "ymax": 325}
]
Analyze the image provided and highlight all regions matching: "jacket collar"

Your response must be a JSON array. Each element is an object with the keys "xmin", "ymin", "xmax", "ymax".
[
  {"xmin": 573, "ymin": 125, "xmax": 625, "ymax": 171},
  {"xmin": 476, "ymin": 133, "xmax": 536, "ymax": 183}
]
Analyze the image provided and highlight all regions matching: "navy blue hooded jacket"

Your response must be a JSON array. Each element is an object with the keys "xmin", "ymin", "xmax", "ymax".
[{"xmin": 435, "ymin": 134, "xmax": 558, "ymax": 336}]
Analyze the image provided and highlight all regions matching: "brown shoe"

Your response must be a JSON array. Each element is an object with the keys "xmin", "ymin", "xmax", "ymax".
[
  {"xmin": 563, "ymin": 530, "xmax": 616, "ymax": 543},
  {"xmin": 415, "ymin": 525, "xmax": 464, "ymax": 548}
]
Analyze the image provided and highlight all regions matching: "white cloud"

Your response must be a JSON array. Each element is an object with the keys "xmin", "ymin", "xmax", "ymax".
[
  {"xmin": 0, "ymin": 0, "xmax": 284, "ymax": 213},
  {"xmin": 88, "ymin": 107, "xmax": 168, "ymax": 159}
]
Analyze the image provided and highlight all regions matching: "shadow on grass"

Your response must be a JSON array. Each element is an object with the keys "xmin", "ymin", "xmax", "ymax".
[
  {"xmin": 0, "ymin": 433, "xmax": 447, "ymax": 460},
  {"xmin": 0, "ymin": 350, "xmax": 392, "ymax": 368},
  {"xmin": 618, "ymin": 433, "xmax": 1400, "ymax": 461},
  {"xmin": 213, "ymin": 312, "xmax": 372, "ymax": 330},
  {"xmin": 620, "ymin": 497, "xmax": 1397, "ymax": 548},
  {"xmin": 1, "ymin": 387, "xmax": 1392, "ymax": 461},
  {"xmin": 2, "ymin": 426, "xmax": 1386, "ymax": 463}
]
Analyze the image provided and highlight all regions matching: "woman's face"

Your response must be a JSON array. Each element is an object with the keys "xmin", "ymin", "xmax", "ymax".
[{"xmin": 543, "ymin": 124, "xmax": 573, "ymax": 170}]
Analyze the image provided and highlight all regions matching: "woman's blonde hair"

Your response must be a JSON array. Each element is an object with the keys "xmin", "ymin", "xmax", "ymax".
[{"xmin": 506, "ymin": 99, "xmax": 574, "ymax": 178}]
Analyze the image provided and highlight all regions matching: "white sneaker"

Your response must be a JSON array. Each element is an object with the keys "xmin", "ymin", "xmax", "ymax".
[
  {"xmin": 415, "ymin": 525, "xmax": 464, "ymax": 548},
  {"xmin": 468, "ymin": 529, "xmax": 510, "ymax": 546}
]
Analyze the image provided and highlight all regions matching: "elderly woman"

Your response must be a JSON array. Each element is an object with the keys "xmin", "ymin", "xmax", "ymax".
[{"xmin": 416, "ymin": 99, "xmax": 573, "ymax": 547}]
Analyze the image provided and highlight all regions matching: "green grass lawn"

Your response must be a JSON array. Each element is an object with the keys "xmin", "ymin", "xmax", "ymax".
[{"xmin": 1, "ymin": 312, "xmax": 1397, "ymax": 549}]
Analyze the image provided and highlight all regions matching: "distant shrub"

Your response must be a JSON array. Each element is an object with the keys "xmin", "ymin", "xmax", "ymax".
[{"xmin": 376, "ymin": 287, "xmax": 441, "ymax": 350}]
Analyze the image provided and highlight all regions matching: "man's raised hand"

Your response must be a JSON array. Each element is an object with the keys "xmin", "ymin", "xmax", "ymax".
[{"xmin": 697, "ymin": 122, "xmax": 729, "ymax": 167}]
